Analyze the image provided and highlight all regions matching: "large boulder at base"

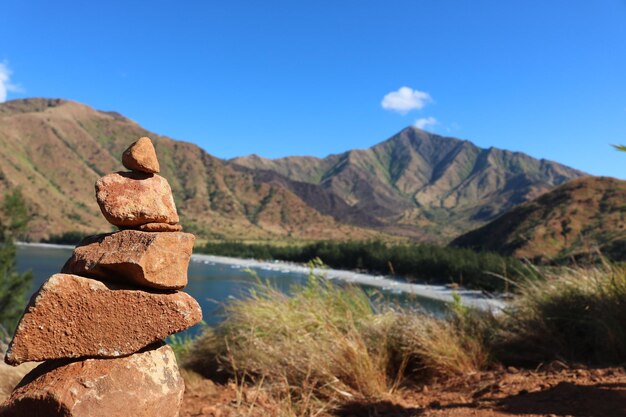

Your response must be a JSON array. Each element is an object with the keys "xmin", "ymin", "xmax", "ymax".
[
  {"xmin": 122, "ymin": 136, "xmax": 160, "ymax": 174},
  {"xmin": 95, "ymin": 172, "xmax": 179, "ymax": 227},
  {"xmin": 62, "ymin": 230, "xmax": 195, "ymax": 290},
  {"xmin": 5, "ymin": 274, "xmax": 202, "ymax": 365},
  {"xmin": 0, "ymin": 343, "xmax": 184, "ymax": 417}
]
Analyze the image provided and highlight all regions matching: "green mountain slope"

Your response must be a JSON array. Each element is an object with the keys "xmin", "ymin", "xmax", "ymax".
[
  {"xmin": 232, "ymin": 127, "xmax": 585, "ymax": 240},
  {"xmin": 450, "ymin": 176, "xmax": 626, "ymax": 262},
  {"xmin": 0, "ymin": 98, "xmax": 379, "ymax": 242}
]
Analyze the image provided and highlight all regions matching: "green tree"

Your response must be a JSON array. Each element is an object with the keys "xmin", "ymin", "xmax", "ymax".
[
  {"xmin": 0, "ymin": 188, "xmax": 33, "ymax": 339},
  {"xmin": 2, "ymin": 187, "xmax": 30, "ymax": 239},
  {"xmin": 0, "ymin": 240, "xmax": 32, "ymax": 338}
]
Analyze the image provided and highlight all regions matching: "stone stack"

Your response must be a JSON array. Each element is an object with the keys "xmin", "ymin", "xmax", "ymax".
[{"xmin": 1, "ymin": 137, "xmax": 202, "ymax": 417}]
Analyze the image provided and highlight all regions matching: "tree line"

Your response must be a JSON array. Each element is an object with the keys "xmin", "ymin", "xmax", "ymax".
[{"xmin": 198, "ymin": 240, "xmax": 525, "ymax": 292}]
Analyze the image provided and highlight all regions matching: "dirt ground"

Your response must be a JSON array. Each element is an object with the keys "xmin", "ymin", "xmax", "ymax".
[{"xmin": 181, "ymin": 365, "xmax": 626, "ymax": 417}]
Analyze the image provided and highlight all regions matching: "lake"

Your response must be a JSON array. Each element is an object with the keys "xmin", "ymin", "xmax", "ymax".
[{"xmin": 15, "ymin": 244, "xmax": 502, "ymax": 335}]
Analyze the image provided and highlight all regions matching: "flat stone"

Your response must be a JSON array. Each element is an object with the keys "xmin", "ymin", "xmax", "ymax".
[
  {"xmin": 133, "ymin": 222, "xmax": 183, "ymax": 232},
  {"xmin": 95, "ymin": 172, "xmax": 179, "ymax": 227},
  {"xmin": 62, "ymin": 230, "xmax": 194, "ymax": 290},
  {"xmin": 122, "ymin": 136, "xmax": 160, "ymax": 174},
  {"xmin": 5, "ymin": 274, "xmax": 202, "ymax": 365},
  {"xmin": 0, "ymin": 343, "xmax": 184, "ymax": 417}
]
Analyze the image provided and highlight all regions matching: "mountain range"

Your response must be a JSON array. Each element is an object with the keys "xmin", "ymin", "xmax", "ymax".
[
  {"xmin": 0, "ymin": 98, "xmax": 584, "ymax": 243},
  {"xmin": 232, "ymin": 129, "xmax": 584, "ymax": 241}
]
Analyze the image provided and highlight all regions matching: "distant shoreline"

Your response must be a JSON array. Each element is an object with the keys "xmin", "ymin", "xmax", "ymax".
[
  {"xmin": 17, "ymin": 241, "xmax": 504, "ymax": 311},
  {"xmin": 192, "ymin": 253, "xmax": 504, "ymax": 310},
  {"xmin": 17, "ymin": 242, "xmax": 75, "ymax": 250}
]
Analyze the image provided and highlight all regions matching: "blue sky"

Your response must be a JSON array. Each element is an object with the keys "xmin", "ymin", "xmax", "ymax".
[{"xmin": 1, "ymin": 1, "xmax": 625, "ymax": 178}]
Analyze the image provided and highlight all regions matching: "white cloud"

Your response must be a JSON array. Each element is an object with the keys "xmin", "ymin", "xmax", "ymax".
[
  {"xmin": 0, "ymin": 62, "xmax": 20, "ymax": 103},
  {"xmin": 381, "ymin": 86, "xmax": 431, "ymax": 114},
  {"xmin": 414, "ymin": 117, "xmax": 438, "ymax": 130}
]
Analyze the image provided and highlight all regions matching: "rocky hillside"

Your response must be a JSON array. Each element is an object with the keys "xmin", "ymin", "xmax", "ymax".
[
  {"xmin": 0, "ymin": 98, "xmax": 378, "ymax": 242},
  {"xmin": 0, "ymin": 98, "xmax": 585, "ymax": 243},
  {"xmin": 232, "ymin": 128, "xmax": 584, "ymax": 240},
  {"xmin": 450, "ymin": 176, "xmax": 626, "ymax": 262}
]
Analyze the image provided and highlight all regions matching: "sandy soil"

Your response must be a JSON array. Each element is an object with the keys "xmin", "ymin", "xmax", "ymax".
[{"xmin": 181, "ymin": 365, "xmax": 626, "ymax": 417}]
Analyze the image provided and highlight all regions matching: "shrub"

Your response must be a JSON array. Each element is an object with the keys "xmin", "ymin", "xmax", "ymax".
[
  {"xmin": 494, "ymin": 263, "xmax": 626, "ymax": 365},
  {"xmin": 187, "ymin": 271, "xmax": 393, "ymax": 402}
]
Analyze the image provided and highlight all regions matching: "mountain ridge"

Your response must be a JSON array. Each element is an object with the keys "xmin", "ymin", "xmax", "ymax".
[
  {"xmin": 232, "ymin": 126, "xmax": 585, "ymax": 240},
  {"xmin": 0, "ymin": 98, "xmax": 585, "ymax": 242},
  {"xmin": 450, "ymin": 176, "xmax": 626, "ymax": 262},
  {"xmin": 0, "ymin": 98, "xmax": 379, "ymax": 242}
]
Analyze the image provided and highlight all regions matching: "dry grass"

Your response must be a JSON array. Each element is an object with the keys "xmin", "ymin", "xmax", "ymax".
[
  {"xmin": 183, "ymin": 260, "xmax": 626, "ymax": 415},
  {"xmin": 184, "ymin": 269, "xmax": 488, "ymax": 415},
  {"xmin": 186, "ymin": 275, "xmax": 393, "ymax": 409},
  {"xmin": 495, "ymin": 262, "xmax": 626, "ymax": 365},
  {"xmin": 388, "ymin": 311, "xmax": 491, "ymax": 378}
]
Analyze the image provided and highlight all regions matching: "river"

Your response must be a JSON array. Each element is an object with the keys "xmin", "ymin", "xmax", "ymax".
[{"xmin": 15, "ymin": 243, "xmax": 503, "ymax": 335}]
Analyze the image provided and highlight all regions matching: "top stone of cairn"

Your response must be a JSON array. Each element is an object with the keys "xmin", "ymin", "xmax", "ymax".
[{"xmin": 122, "ymin": 137, "xmax": 160, "ymax": 174}]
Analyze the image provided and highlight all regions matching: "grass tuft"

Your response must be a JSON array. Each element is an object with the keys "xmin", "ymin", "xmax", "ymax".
[
  {"xmin": 495, "ymin": 263, "xmax": 626, "ymax": 365},
  {"xmin": 388, "ymin": 297, "xmax": 494, "ymax": 378}
]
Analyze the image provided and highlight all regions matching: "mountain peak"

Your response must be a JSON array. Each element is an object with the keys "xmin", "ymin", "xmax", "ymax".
[{"xmin": 233, "ymin": 125, "xmax": 585, "ymax": 240}]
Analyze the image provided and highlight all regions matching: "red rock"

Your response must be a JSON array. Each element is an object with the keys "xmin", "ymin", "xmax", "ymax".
[
  {"xmin": 133, "ymin": 222, "xmax": 183, "ymax": 232},
  {"xmin": 122, "ymin": 136, "xmax": 160, "ymax": 174},
  {"xmin": 5, "ymin": 274, "xmax": 202, "ymax": 365},
  {"xmin": 62, "ymin": 230, "xmax": 194, "ymax": 290},
  {"xmin": 95, "ymin": 172, "xmax": 179, "ymax": 227},
  {"xmin": 0, "ymin": 343, "xmax": 184, "ymax": 417}
]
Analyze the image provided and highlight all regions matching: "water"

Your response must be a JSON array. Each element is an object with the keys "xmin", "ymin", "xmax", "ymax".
[{"xmin": 15, "ymin": 244, "xmax": 503, "ymax": 335}]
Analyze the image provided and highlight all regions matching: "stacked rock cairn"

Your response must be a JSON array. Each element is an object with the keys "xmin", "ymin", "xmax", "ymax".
[{"xmin": 1, "ymin": 137, "xmax": 202, "ymax": 417}]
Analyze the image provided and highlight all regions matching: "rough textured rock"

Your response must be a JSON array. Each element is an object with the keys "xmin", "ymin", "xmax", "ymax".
[
  {"xmin": 95, "ymin": 172, "xmax": 179, "ymax": 227},
  {"xmin": 5, "ymin": 274, "xmax": 202, "ymax": 365},
  {"xmin": 122, "ymin": 136, "xmax": 160, "ymax": 174},
  {"xmin": 61, "ymin": 230, "xmax": 194, "ymax": 290},
  {"xmin": 0, "ymin": 343, "xmax": 184, "ymax": 417},
  {"xmin": 133, "ymin": 222, "xmax": 183, "ymax": 232}
]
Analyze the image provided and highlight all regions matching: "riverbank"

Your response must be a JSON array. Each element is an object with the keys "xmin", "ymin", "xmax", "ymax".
[{"xmin": 192, "ymin": 253, "xmax": 504, "ymax": 310}]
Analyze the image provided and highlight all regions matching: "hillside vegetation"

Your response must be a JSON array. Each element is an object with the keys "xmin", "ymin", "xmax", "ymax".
[
  {"xmin": 233, "ymin": 127, "xmax": 583, "ymax": 240},
  {"xmin": 451, "ymin": 176, "xmax": 626, "ymax": 263},
  {"xmin": 0, "ymin": 98, "xmax": 582, "ymax": 243},
  {"xmin": 0, "ymin": 98, "xmax": 377, "ymax": 242}
]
